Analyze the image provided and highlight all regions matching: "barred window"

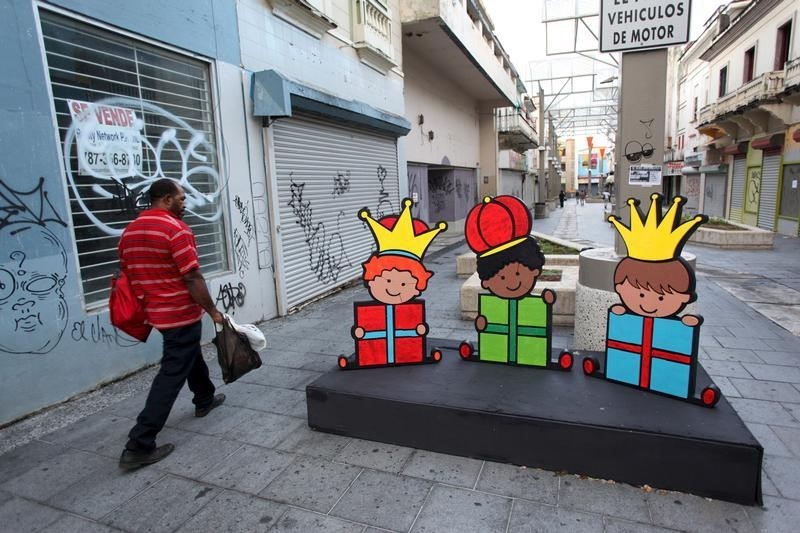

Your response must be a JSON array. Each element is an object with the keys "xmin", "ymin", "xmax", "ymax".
[{"xmin": 40, "ymin": 10, "xmax": 229, "ymax": 308}]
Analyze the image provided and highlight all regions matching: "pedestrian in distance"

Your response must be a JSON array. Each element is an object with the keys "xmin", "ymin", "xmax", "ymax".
[
  {"xmin": 558, "ymin": 190, "xmax": 565, "ymax": 208},
  {"xmin": 579, "ymin": 189, "xmax": 586, "ymax": 206},
  {"xmin": 118, "ymin": 178, "xmax": 225, "ymax": 470}
]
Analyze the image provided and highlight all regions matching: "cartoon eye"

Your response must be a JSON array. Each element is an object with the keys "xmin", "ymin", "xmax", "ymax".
[
  {"xmin": 400, "ymin": 282, "xmax": 406, "ymax": 287},
  {"xmin": 24, "ymin": 275, "xmax": 57, "ymax": 294},
  {"xmin": 515, "ymin": 272, "xmax": 520, "ymax": 276},
  {"xmin": 0, "ymin": 269, "xmax": 14, "ymax": 301},
  {"xmin": 658, "ymin": 296, "xmax": 664, "ymax": 301},
  {"xmin": 500, "ymin": 276, "xmax": 505, "ymax": 280},
  {"xmin": 639, "ymin": 293, "xmax": 645, "ymax": 298}
]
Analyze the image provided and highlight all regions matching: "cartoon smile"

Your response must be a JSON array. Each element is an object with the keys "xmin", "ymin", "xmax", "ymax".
[
  {"xmin": 639, "ymin": 305, "xmax": 657, "ymax": 314},
  {"xmin": 386, "ymin": 289, "xmax": 401, "ymax": 297},
  {"xmin": 15, "ymin": 314, "xmax": 42, "ymax": 332},
  {"xmin": 506, "ymin": 281, "xmax": 522, "ymax": 292}
]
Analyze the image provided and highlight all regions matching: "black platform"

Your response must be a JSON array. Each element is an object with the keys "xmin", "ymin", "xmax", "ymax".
[{"xmin": 306, "ymin": 339, "xmax": 763, "ymax": 505}]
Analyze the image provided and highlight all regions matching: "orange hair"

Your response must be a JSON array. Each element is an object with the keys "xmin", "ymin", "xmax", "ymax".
[{"xmin": 362, "ymin": 254, "xmax": 433, "ymax": 291}]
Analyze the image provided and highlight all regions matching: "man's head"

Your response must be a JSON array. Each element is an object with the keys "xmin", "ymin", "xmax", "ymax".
[
  {"xmin": 613, "ymin": 257, "xmax": 695, "ymax": 318},
  {"xmin": 476, "ymin": 238, "xmax": 545, "ymax": 300},
  {"xmin": 362, "ymin": 254, "xmax": 433, "ymax": 305},
  {"xmin": 149, "ymin": 179, "xmax": 185, "ymax": 219}
]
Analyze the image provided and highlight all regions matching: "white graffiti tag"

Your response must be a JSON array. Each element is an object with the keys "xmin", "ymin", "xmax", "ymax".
[{"xmin": 63, "ymin": 97, "xmax": 224, "ymax": 236}]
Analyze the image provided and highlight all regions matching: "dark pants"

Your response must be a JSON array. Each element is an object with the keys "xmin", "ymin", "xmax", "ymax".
[{"xmin": 126, "ymin": 320, "xmax": 215, "ymax": 452}]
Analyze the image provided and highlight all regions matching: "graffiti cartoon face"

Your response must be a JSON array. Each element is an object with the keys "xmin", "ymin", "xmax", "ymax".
[
  {"xmin": 367, "ymin": 268, "xmax": 421, "ymax": 305},
  {"xmin": 0, "ymin": 225, "xmax": 69, "ymax": 354},
  {"xmin": 615, "ymin": 280, "xmax": 690, "ymax": 318},
  {"xmin": 481, "ymin": 262, "xmax": 540, "ymax": 300}
]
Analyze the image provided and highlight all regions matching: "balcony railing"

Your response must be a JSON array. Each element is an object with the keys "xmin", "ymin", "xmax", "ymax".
[
  {"xmin": 703, "ymin": 71, "xmax": 785, "ymax": 122},
  {"xmin": 785, "ymin": 57, "xmax": 800, "ymax": 88},
  {"xmin": 352, "ymin": 0, "xmax": 395, "ymax": 71},
  {"xmin": 496, "ymin": 107, "xmax": 537, "ymax": 151}
]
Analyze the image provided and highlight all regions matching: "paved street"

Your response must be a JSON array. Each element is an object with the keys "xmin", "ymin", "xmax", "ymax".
[{"xmin": 1, "ymin": 201, "xmax": 799, "ymax": 532}]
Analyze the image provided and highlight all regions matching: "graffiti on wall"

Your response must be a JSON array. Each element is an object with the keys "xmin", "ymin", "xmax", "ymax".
[
  {"xmin": 288, "ymin": 174, "xmax": 351, "ymax": 284},
  {"xmin": 375, "ymin": 165, "xmax": 394, "ymax": 219},
  {"xmin": 332, "ymin": 171, "xmax": 351, "ymax": 197},
  {"xmin": 71, "ymin": 316, "xmax": 140, "ymax": 348},
  {"xmin": 0, "ymin": 178, "xmax": 69, "ymax": 354},
  {"xmin": 429, "ymin": 174, "xmax": 454, "ymax": 213},
  {"xmin": 216, "ymin": 282, "xmax": 246, "ymax": 314},
  {"xmin": 251, "ymin": 181, "xmax": 274, "ymax": 271},
  {"xmin": 63, "ymin": 97, "xmax": 225, "ymax": 236},
  {"xmin": 233, "ymin": 228, "xmax": 250, "ymax": 278}
]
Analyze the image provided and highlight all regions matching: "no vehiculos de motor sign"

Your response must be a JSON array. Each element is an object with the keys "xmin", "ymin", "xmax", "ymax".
[
  {"xmin": 67, "ymin": 99, "xmax": 143, "ymax": 176},
  {"xmin": 600, "ymin": 0, "xmax": 691, "ymax": 53}
]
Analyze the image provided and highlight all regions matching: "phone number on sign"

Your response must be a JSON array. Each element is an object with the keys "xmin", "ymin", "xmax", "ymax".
[{"xmin": 82, "ymin": 151, "xmax": 142, "ymax": 168}]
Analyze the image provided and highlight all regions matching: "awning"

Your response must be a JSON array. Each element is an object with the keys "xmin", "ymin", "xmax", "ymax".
[
  {"xmin": 723, "ymin": 141, "xmax": 749, "ymax": 156},
  {"xmin": 751, "ymin": 133, "xmax": 785, "ymax": 151},
  {"xmin": 700, "ymin": 164, "xmax": 728, "ymax": 174}
]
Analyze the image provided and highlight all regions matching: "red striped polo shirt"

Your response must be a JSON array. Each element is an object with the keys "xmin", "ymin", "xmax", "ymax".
[{"xmin": 118, "ymin": 208, "xmax": 204, "ymax": 330}]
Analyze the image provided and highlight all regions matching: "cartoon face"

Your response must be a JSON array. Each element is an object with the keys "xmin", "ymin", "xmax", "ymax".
[
  {"xmin": 367, "ymin": 268, "xmax": 420, "ymax": 305},
  {"xmin": 0, "ymin": 225, "xmax": 69, "ymax": 354},
  {"xmin": 481, "ymin": 262, "xmax": 540, "ymax": 299},
  {"xmin": 615, "ymin": 280, "xmax": 690, "ymax": 318}
]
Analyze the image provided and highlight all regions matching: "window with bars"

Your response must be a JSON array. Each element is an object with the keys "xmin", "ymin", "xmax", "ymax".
[{"xmin": 40, "ymin": 10, "xmax": 229, "ymax": 308}]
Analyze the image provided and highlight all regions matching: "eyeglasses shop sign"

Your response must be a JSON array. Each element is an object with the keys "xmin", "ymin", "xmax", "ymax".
[{"xmin": 600, "ymin": 0, "xmax": 691, "ymax": 53}]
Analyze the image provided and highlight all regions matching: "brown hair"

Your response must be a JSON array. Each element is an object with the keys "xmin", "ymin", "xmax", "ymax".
[
  {"xmin": 362, "ymin": 254, "xmax": 433, "ymax": 291},
  {"xmin": 614, "ymin": 257, "xmax": 692, "ymax": 295}
]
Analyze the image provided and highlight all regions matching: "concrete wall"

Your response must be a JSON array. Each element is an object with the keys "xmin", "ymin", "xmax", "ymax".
[
  {"xmin": 0, "ymin": 0, "xmax": 277, "ymax": 425},
  {"xmin": 403, "ymin": 46, "xmax": 480, "ymax": 167}
]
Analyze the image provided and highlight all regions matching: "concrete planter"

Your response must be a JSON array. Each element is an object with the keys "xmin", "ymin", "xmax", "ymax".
[{"xmin": 689, "ymin": 220, "xmax": 774, "ymax": 249}]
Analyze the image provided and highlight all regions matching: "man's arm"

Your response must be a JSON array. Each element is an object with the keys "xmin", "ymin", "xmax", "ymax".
[{"xmin": 183, "ymin": 269, "xmax": 224, "ymax": 324}]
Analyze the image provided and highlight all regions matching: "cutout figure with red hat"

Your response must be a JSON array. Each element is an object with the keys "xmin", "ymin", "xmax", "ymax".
[
  {"xmin": 456, "ymin": 196, "xmax": 572, "ymax": 370},
  {"xmin": 338, "ymin": 198, "xmax": 447, "ymax": 370}
]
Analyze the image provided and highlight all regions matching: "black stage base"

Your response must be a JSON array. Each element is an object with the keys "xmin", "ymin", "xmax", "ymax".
[{"xmin": 306, "ymin": 339, "xmax": 763, "ymax": 505}]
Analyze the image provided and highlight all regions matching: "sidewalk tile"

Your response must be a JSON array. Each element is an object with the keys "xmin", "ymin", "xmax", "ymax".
[
  {"xmin": 38, "ymin": 412, "xmax": 132, "ymax": 458},
  {"xmin": 276, "ymin": 425, "xmax": 352, "ymax": 459},
  {"xmin": 284, "ymin": 397, "xmax": 308, "ymax": 419},
  {"xmin": 201, "ymin": 444, "xmax": 293, "ymax": 494},
  {"xmin": 747, "ymin": 495, "xmax": 800, "ymax": 533},
  {"xmin": 743, "ymin": 423, "xmax": 793, "ymax": 457},
  {"xmin": 742, "ymin": 364, "xmax": 800, "ymax": 384},
  {"xmin": 239, "ymin": 366, "xmax": 321, "ymax": 390},
  {"xmin": 103, "ymin": 475, "xmax": 220, "ymax": 533},
  {"xmin": 335, "ymin": 439, "xmax": 415, "ymax": 473},
  {"xmin": 0, "ymin": 448, "xmax": 107, "ymax": 501},
  {"xmin": 264, "ymin": 351, "xmax": 337, "ymax": 372},
  {"xmin": 712, "ymin": 376, "xmax": 742, "ymax": 398},
  {"xmin": 174, "ymin": 405, "xmax": 261, "ymax": 436},
  {"xmin": 647, "ymin": 491, "xmax": 755, "ymax": 532},
  {"xmin": 755, "ymin": 351, "xmax": 800, "ymax": 367},
  {"xmin": 330, "ymin": 469, "xmax": 432, "ymax": 531},
  {"xmin": 781, "ymin": 402, "xmax": 800, "ymax": 423},
  {"xmin": 730, "ymin": 378, "xmax": 800, "ymax": 402},
  {"xmin": 702, "ymin": 347, "xmax": 763, "ymax": 364},
  {"xmin": 47, "ymin": 458, "xmax": 163, "ymax": 519},
  {"xmin": 728, "ymin": 398, "xmax": 800, "ymax": 427},
  {"xmin": 0, "ymin": 440, "xmax": 66, "ymax": 484},
  {"xmin": 764, "ymin": 339, "xmax": 800, "ymax": 353},
  {"xmin": 507, "ymin": 500, "xmax": 602, "ymax": 533},
  {"xmin": 155, "ymin": 432, "xmax": 242, "ymax": 478},
  {"xmin": 42, "ymin": 514, "xmax": 118, "ymax": 533},
  {"xmin": 762, "ymin": 470, "xmax": 780, "ymax": 497},
  {"xmin": 401, "ymin": 450, "xmax": 483, "ymax": 488},
  {"xmin": 0, "ymin": 497, "xmax": 64, "ymax": 532},
  {"xmin": 271, "ymin": 508, "xmax": 363, "ymax": 533},
  {"xmin": 763, "ymin": 455, "xmax": 800, "ymax": 500},
  {"xmin": 224, "ymin": 382, "xmax": 306, "ymax": 415},
  {"xmin": 225, "ymin": 411, "xmax": 304, "ymax": 448},
  {"xmin": 715, "ymin": 337, "xmax": 772, "ymax": 351},
  {"xmin": 409, "ymin": 484, "xmax": 511, "ymax": 533},
  {"xmin": 603, "ymin": 517, "xmax": 677, "ymax": 533},
  {"xmin": 771, "ymin": 425, "xmax": 800, "ymax": 457},
  {"xmin": 175, "ymin": 490, "xmax": 286, "ymax": 532},
  {"xmin": 475, "ymin": 462, "xmax": 558, "ymax": 505},
  {"xmin": 259, "ymin": 456, "xmax": 360, "ymax": 513},
  {"xmin": 700, "ymin": 360, "xmax": 753, "ymax": 379},
  {"xmin": 558, "ymin": 476, "xmax": 650, "ymax": 523}
]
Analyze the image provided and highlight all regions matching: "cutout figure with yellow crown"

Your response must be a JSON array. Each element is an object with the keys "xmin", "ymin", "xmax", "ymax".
[
  {"xmin": 337, "ymin": 199, "xmax": 446, "ymax": 370},
  {"xmin": 451, "ymin": 195, "xmax": 573, "ymax": 371},
  {"xmin": 581, "ymin": 194, "xmax": 722, "ymax": 407}
]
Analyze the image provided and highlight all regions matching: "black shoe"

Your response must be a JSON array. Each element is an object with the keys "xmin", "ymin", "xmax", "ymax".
[
  {"xmin": 195, "ymin": 393, "xmax": 225, "ymax": 418},
  {"xmin": 119, "ymin": 443, "xmax": 175, "ymax": 470}
]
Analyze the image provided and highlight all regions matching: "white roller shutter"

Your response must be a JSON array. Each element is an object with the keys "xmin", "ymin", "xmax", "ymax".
[
  {"xmin": 730, "ymin": 156, "xmax": 746, "ymax": 222},
  {"xmin": 273, "ymin": 114, "xmax": 399, "ymax": 310},
  {"xmin": 758, "ymin": 151, "xmax": 781, "ymax": 230}
]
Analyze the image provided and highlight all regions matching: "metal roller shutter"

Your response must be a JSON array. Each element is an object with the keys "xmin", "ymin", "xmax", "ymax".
[
  {"xmin": 730, "ymin": 156, "xmax": 746, "ymax": 222},
  {"xmin": 758, "ymin": 151, "xmax": 781, "ymax": 230},
  {"xmin": 273, "ymin": 114, "xmax": 399, "ymax": 310}
]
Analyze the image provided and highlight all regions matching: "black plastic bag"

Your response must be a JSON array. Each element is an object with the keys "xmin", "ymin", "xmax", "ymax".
[{"xmin": 213, "ymin": 316, "xmax": 262, "ymax": 384}]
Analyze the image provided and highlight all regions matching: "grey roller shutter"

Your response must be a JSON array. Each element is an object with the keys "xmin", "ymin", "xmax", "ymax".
[
  {"xmin": 758, "ymin": 151, "xmax": 780, "ymax": 230},
  {"xmin": 273, "ymin": 114, "xmax": 399, "ymax": 310},
  {"xmin": 730, "ymin": 156, "xmax": 746, "ymax": 222}
]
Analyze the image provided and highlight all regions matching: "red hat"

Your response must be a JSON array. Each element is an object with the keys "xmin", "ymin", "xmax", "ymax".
[{"xmin": 465, "ymin": 195, "xmax": 532, "ymax": 257}]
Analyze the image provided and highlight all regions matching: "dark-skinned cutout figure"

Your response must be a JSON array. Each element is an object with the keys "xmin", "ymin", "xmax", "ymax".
[{"xmin": 457, "ymin": 196, "xmax": 571, "ymax": 370}]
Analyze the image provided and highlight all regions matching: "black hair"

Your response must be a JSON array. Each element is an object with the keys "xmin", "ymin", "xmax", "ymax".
[
  {"xmin": 149, "ymin": 178, "xmax": 179, "ymax": 203},
  {"xmin": 476, "ymin": 237, "xmax": 545, "ymax": 280}
]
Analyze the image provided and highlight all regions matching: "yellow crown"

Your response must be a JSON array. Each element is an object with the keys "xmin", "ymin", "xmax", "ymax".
[
  {"xmin": 359, "ymin": 198, "xmax": 447, "ymax": 261},
  {"xmin": 608, "ymin": 194, "xmax": 707, "ymax": 261}
]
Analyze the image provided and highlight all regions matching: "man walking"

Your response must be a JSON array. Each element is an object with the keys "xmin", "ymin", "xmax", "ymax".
[
  {"xmin": 558, "ymin": 190, "xmax": 565, "ymax": 208},
  {"xmin": 118, "ymin": 178, "xmax": 225, "ymax": 469}
]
